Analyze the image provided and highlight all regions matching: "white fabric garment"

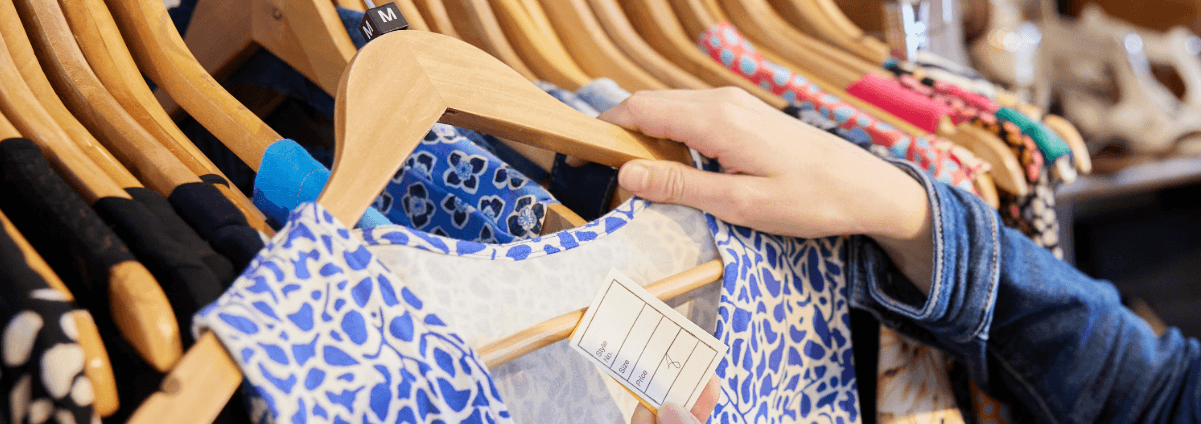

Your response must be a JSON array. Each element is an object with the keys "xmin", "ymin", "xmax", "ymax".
[{"xmin": 359, "ymin": 199, "xmax": 722, "ymax": 423}]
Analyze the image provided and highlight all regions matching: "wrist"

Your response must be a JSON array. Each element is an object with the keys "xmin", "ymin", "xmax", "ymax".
[{"xmin": 854, "ymin": 160, "xmax": 935, "ymax": 296}]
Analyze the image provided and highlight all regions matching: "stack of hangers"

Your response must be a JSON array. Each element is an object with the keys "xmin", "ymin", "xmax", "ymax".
[{"xmin": 0, "ymin": 0, "xmax": 1091, "ymax": 423}]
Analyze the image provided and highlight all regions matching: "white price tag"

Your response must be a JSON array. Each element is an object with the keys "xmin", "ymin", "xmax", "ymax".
[{"xmin": 569, "ymin": 269, "xmax": 726, "ymax": 412}]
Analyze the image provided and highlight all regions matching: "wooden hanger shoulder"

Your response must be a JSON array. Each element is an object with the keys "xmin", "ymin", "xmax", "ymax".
[
  {"xmin": 616, "ymin": 0, "xmax": 786, "ymax": 107},
  {"xmin": 937, "ymin": 118, "xmax": 1028, "ymax": 196},
  {"xmin": 395, "ymin": 0, "xmax": 431, "ymax": 31},
  {"xmin": 0, "ymin": 26, "xmax": 183, "ymax": 372},
  {"xmin": 585, "ymin": 0, "xmax": 708, "ymax": 89},
  {"xmin": 1043, "ymin": 114, "xmax": 1092, "ymax": 174},
  {"xmin": 441, "ymin": 0, "xmax": 538, "ymax": 80},
  {"xmin": 537, "ymin": 0, "xmax": 668, "ymax": 90},
  {"xmin": 413, "ymin": 0, "xmax": 464, "ymax": 38},
  {"xmin": 484, "ymin": 0, "xmax": 592, "ymax": 89},
  {"xmin": 15, "ymin": 0, "xmax": 212, "ymax": 196},
  {"xmin": 0, "ymin": 0, "xmax": 142, "ymax": 188},
  {"xmin": 768, "ymin": 0, "xmax": 889, "ymax": 63},
  {"xmin": 324, "ymin": 30, "xmax": 691, "ymax": 223},
  {"xmin": 106, "ymin": 0, "xmax": 280, "ymax": 169}
]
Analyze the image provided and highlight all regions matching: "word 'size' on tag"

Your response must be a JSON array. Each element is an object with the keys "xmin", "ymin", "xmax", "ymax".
[{"xmin": 569, "ymin": 269, "xmax": 727, "ymax": 413}]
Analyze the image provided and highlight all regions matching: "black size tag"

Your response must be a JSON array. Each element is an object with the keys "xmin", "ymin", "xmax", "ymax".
[{"xmin": 360, "ymin": 2, "xmax": 408, "ymax": 42}]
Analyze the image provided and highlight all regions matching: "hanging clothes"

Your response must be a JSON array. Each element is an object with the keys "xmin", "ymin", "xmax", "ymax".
[
  {"xmin": 0, "ymin": 222, "xmax": 96, "ymax": 424},
  {"xmin": 193, "ymin": 202, "xmax": 513, "ymax": 424}
]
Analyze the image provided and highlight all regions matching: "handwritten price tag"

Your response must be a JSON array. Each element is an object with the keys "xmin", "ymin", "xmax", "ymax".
[{"xmin": 568, "ymin": 269, "xmax": 726, "ymax": 412}]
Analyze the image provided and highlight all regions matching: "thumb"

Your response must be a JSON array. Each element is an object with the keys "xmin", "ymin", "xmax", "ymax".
[
  {"xmin": 618, "ymin": 159, "xmax": 759, "ymax": 218},
  {"xmin": 657, "ymin": 403, "xmax": 702, "ymax": 424}
]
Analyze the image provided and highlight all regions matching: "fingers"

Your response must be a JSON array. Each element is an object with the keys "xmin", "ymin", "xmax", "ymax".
[
  {"xmin": 633, "ymin": 87, "xmax": 776, "ymax": 115},
  {"xmin": 631, "ymin": 405, "xmax": 656, "ymax": 424},
  {"xmin": 657, "ymin": 403, "xmax": 702, "ymax": 424},
  {"xmin": 599, "ymin": 95, "xmax": 751, "ymax": 160},
  {"xmin": 689, "ymin": 376, "xmax": 721, "ymax": 422},
  {"xmin": 619, "ymin": 159, "xmax": 761, "ymax": 215}
]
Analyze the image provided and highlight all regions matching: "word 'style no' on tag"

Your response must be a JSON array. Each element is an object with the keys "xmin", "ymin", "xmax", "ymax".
[{"xmin": 568, "ymin": 269, "xmax": 727, "ymax": 414}]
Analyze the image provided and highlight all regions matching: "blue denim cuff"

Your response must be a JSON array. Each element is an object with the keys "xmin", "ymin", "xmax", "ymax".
[{"xmin": 847, "ymin": 159, "xmax": 1001, "ymax": 347}]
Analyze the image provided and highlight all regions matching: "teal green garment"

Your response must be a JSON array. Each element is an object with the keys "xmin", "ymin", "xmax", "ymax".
[{"xmin": 996, "ymin": 108, "xmax": 1071, "ymax": 162}]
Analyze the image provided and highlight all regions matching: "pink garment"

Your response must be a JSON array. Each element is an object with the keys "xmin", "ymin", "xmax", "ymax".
[
  {"xmin": 846, "ymin": 73, "xmax": 956, "ymax": 132},
  {"xmin": 933, "ymin": 80, "xmax": 999, "ymax": 113},
  {"xmin": 697, "ymin": 22, "xmax": 985, "ymax": 194}
]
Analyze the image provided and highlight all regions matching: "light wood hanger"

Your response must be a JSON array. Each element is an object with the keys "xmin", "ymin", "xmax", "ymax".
[
  {"xmin": 414, "ymin": 0, "xmax": 464, "ymax": 38},
  {"xmin": 105, "ymin": 0, "xmax": 280, "ymax": 170},
  {"xmin": 938, "ymin": 118, "xmax": 1028, "ymax": 197},
  {"xmin": 767, "ymin": 0, "xmax": 891, "ymax": 63},
  {"xmin": 321, "ymin": 30, "xmax": 692, "ymax": 222},
  {"xmin": 14, "ymin": 0, "xmax": 218, "ymax": 197},
  {"xmin": 396, "ymin": 0, "xmax": 432, "ymax": 31},
  {"xmin": 715, "ymin": 0, "xmax": 882, "ymax": 79},
  {"xmin": 440, "ymin": 0, "xmax": 538, "ymax": 79},
  {"xmin": 614, "ymin": 0, "xmax": 787, "ymax": 107},
  {"xmin": 585, "ymin": 0, "xmax": 709, "ymax": 89},
  {"xmin": 705, "ymin": 1, "xmax": 1018, "ymax": 197},
  {"xmin": 129, "ymin": 33, "xmax": 710, "ymax": 424},
  {"xmin": 333, "ymin": 0, "xmax": 364, "ymax": 11},
  {"xmin": 1043, "ymin": 114, "xmax": 1092, "ymax": 174},
  {"xmin": 0, "ymin": 27, "xmax": 182, "ymax": 372},
  {"xmin": 0, "ymin": 0, "xmax": 141, "ymax": 189},
  {"xmin": 58, "ymin": 0, "xmax": 271, "ymax": 233},
  {"xmin": 470, "ymin": 0, "xmax": 592, "ymax": 89},
  {"xmin": 537, "ymin": 0, "xmax": 669, "ymax": 90},
  {"xmin": 0, "ymin": 206, "xmax": 120, "ymax": 417}
]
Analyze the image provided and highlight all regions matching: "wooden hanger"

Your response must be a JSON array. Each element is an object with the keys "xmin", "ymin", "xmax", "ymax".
[
  {"xmin": 322, "ymin": 30, "xmax": 692, "ymax": 222},
  {"xmin": 464, "ymin": 0, "xmax": 591, "ymax": 89},
  {"xmin": 105, "ymin": 0, "xmax": 280, "ymax": 170},
  {"xmin": 1043, "ymin": 114, "xmax": 1092, "ymax": 174},
  {"xmin": 129, "ymin": 31, "xmax": 707, "ymax": 424},
  {"xmin": 333, "ymin": 0, "xmax": 364, "ymax": 11},
  {"xmin": 537, "ymin": 0, "xmax": 669, "ymax": 90},
  {"xmin": 0, "ymin": 206, "xmax": 120, "ymax": 417},
  {"xmin": 413, "ymin": 0, "xmax": 464, "ymax": 37},
  {"xmin": 767, "ymin": 0, "xmax": 891, "ymax": 63},
  {"xmin": 395, "ymin": 0, "xmax": 432, "ymax": 31},
  {"xmin": 715, "ymin": 0, "xmax": 882, "ymax": 79},
  {"xmin": 614, "ymin": 0, "xmax": 786, "ymax": 107},
  {"xmin": 0, "ymin": 27, "xmax": 182, "ymax": 373},
  {"xmin": 14, "ymin": 0, "xmax": 217, "ymax": 196},
  {"xmin": 584, "ymin": 0, "xmax": 708, "ymax": 89},
  {"xmin": 57, "ymin": 0, "xmax": 271, "ymax": 233},
  {"xmin": 937, "ymin": 118, "xmax": 1027, "ymax": 197},
  {"xmin": 0, "ymin": 0, "xmax": 141, "ymax": 189},
  {"xmin": 433, "ymin": 0, "xmax": 538, "ymax": 79}
]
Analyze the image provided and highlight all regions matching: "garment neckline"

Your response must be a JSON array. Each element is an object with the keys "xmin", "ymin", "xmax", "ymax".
[{"xmin": 356, "ymin": 197, "xmax": 654, "ymax": 261}]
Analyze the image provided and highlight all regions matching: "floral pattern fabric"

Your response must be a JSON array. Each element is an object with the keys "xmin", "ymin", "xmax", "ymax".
[
  {"xmin": 697, "ymin": 23, "xmax": 986, "ymax": 195},
  {"xmin": 194, "ymin": 203, "xmax": 512, "ymax": 424},
  {"xmin": 372, "ymin": 124, "xmax": 557, "ymax": 243}
]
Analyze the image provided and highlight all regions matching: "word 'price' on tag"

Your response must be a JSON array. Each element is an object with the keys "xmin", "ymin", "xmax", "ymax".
[{"xmin": 569, "ymin": 269, "xmax": 727, "ymax": 413}]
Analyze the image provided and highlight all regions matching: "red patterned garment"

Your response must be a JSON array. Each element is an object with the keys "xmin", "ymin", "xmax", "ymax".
[{"xmin": 697, "ymin": 23, "xmax": 986, "ymax": 194}]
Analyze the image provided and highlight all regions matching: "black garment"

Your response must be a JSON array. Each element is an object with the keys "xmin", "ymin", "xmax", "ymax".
[
  {"xmin": 0, "ymin": 138, "xmax": 134, "ymax": 317},
  {"xmin": 548, "ymin": 154, "xmax": 619, "ymax": 221},
  {"xmin": 0, "ymin": 217, "xmax": 96, "ymax": 424},
  {"xmin": 167, "ymin": 182, "xmax": 263, "ymax": 270},
  {"xmin": 93, "ymin": 190, "xmax": 229, "ymax": 342}
]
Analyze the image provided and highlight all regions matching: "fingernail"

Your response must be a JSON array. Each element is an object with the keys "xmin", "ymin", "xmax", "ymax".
[
  {"xmin": 658, "ymin": 403, "xmax": 700, "ymax": 424},
  {"xmin": 620, "ymin": 162, "xmax": 651, "ymax": 192}
]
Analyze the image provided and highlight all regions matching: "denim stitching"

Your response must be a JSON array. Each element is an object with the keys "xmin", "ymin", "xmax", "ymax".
[
  {"xmin": 864, "ymin": 160, "xmax": 945, "ymax": 321},
  {"xmin": 956, "ymin": 193, "xmax": 1000, "ymax": 344},
  {"xmin": 992, "ymin": 349, "xmax": 1062, "ymax": 424}
]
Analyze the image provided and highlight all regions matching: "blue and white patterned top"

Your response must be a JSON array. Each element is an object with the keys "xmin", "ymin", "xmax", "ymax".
[
  {"xmin": 193, "ymin": 203, "xmax": 513, "ymax": 424},
  {"xmin": 371, "ymin": 124, "xmax": 558, "ymax": 243}
]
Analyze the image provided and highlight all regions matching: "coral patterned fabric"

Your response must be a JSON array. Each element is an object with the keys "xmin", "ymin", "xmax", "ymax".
[{"xmin": 697, "ymin": 23, "xmax": 986, "ymax": 195}]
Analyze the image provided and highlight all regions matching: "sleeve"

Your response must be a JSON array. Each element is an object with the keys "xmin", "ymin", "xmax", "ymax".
[{"xmin": 846, "ymin": 158, "xmax": 1201, "ymax": 424}]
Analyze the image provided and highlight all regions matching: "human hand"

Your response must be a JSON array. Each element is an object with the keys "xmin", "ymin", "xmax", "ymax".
[
  {"xmin": 599, "ymin": 88, "xmax": 935, "ymax": 293},
  {"xmin": 631, "ymin": 376, "xmax": 720, "ymax": 424},
  {"xmin": 599, "ymin": 88, "xmax": 929, "ymax": 242}
]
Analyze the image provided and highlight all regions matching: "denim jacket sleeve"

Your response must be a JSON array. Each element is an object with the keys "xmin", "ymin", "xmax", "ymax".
[{"xmin": 848, "ymin": 159, "xmax": 1201, "ymax": 424}]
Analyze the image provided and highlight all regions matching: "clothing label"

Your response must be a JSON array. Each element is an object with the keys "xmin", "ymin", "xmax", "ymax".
[{"xmin": 569, "ymin": 269, "xmax": 726, "ymax": 412}]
